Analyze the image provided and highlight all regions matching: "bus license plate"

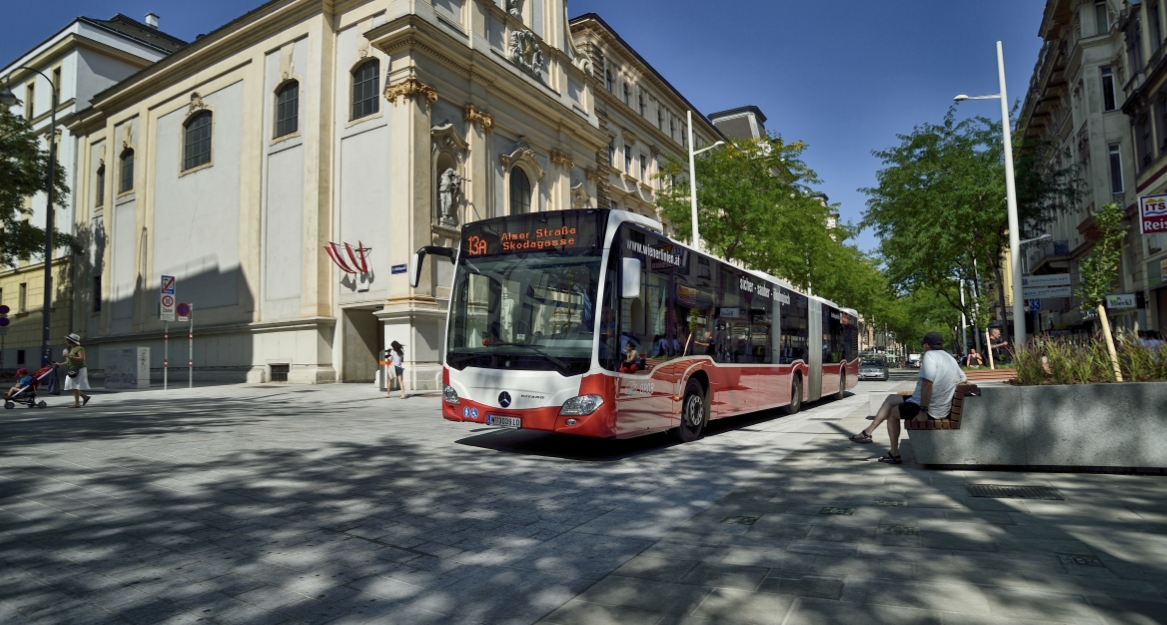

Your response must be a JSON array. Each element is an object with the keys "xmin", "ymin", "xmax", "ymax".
[{"xmin": 488, "ymin": 415, "xmax": 521, "ymax": 428}]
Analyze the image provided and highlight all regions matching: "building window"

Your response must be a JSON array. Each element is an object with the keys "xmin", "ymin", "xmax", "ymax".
[
  {"xmin": 183, "ymin": 111, "xmax": 213, "ymax": 171},
  {"xmin": 639, "ymin": 154, "xmax": 647, "ymax": 180},
  {"xmin": 95, "ymin": 164, "xmax": 105, "ymax": 208},
  {"xmin": 639, "ymin": 95, "xmax": 645, "ymax": 116},
  {"xmin": 509, "ymin": 168, "xmax": 532, "ymax": 214},
  {"xmin": 657, "ymin": 109, "xmax": 663, "ymax": 129},
  {"xmin": 1096, "ymin": 2, "xmax": 1109, "ymax": 35},
  {"xmin": 1109, "ymin": 144, "xmax": 1124, "ymax": 194},
  {"xmin": 1101, "ymin": 67, "xmax": 1117, "ymax": 111},
  {"xmin": 670, "ymin": 118, "xmax": 675, "ymax": 139},
  {"xmin": 24, "ymin": 82, "xmax": 34, "ymax": 120},
  {"xmin": 623, "ymin": 83, "xmax": 630, "ymax": 106},
  {"xmin": 119, "ymin": 149, "xmax": 134, "ymax": 193},
  {"xmin": 608, "ymin": 140, "xmax": 615, "ymax": 166},
  {"xmin": 92, "ymin": 276, "xmax": 102, "ymax": 313},
  {"xmin": 1152, "ymin": 1, "xmax": 1163, "ymax": 53},
  {"xmin": 606, "ymin": 70, "xmax": 613, "ymax": 92},
  {"xmin": 1136, "ymin": 114, "xmax": 1154, "ymax": 168},
  {"xmin": 16, "ymin": 350, "xmax": 25, "ymax": 366},
  {"xmin": 351, "ymin": 60, "xmax": 380, "ymax": 121},
  {"xmin": 1128, "ymin": 18, "xmax": 1144, "ymax": 72},
  {"xmin": 624, "ymin": 144, "xmax": 631, "ymax": 172},
  {"xmin": 274, "ymin": 81, "xmax": 299, "ymax": 138},
  {"xmin": 19, "ymin": 283, "xmax": 27, "ymax": 313}
]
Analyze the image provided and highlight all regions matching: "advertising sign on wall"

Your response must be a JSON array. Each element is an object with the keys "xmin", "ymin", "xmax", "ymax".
[{"xmin": 1139, "ymin": 195, "xmax": 1167, "ymax": 234}]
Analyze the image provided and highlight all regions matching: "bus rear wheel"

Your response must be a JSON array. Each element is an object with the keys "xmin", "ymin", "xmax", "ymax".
[
  {"xmin": 783, "ymin": 376, "xmax": 802, "ymax": 415},
  {"xmin": 837, "ymin": 372, "xmax": 846, "ymax": 401},
  {"xmin": 675, "ymin": 379, "xmax": 705, "ymax": 442}
]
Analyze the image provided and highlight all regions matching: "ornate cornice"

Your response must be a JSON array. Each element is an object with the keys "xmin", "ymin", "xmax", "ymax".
[
  {"xmin": 431, "ymin": 123, "xmax": 469, "ymax": 153},
  {"xmin": 385, "ymin": 77, "xmax": 438, "ymax": 106},
  {"xmin": 550, "ymin": 149, "xmax": 573, "ymax": 168},
  {"xmin": 464, "ymin": 104, "xmax": 494, "ymax": 130}
]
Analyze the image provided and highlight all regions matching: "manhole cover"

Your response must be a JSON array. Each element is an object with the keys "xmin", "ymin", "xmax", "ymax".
[
  {"xmin": 1059, "ymin": 554, "xmax": 1105, "ymax": 568},
  {"xmin": 874, "ymin": 500, "xmax": 907, "ymax": 507},
  {"xmin": 879, "ymin": 525, "xmax": 918, "ymax": 535},
  {"xmin": 721, "ymin": 516, "xmax": 758, "ymax": 526},
  {"xmin": 820, "ymin": 507, "xmax": 855, "ymax": 516},
  {"xmin": 966, "ymin": 484, "xmax": 1064, "ymax": 500}
]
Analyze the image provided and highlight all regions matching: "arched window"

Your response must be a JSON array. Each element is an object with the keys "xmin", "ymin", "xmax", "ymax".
[
  {"xmin": 509, "ymin": 168, "xmax": 532, "ymax": 215},
  {"xmin": 183, "ymin": 112, "xmax": 213, "ymax": 171},
  {"xmin": 351, "ymin": 60, "xmax": 380, "ymax": 121},
  {"xmin": 623, "ymin": 83, "xmax": 630, "ymax": 105},
  {"xmin": 274, "ymin": 80, "xmax": 299, "ymax": 138},
  {"xmin": 95, "ymin": 164, "xmax": 105, "ymax": 208},
  {"xmin": 119, "ymin": 149, "xmax": 134, "ymax": 193},
  {"xmin": 605, "ymin": 70, "xmax": 613, "ymax": 92}
]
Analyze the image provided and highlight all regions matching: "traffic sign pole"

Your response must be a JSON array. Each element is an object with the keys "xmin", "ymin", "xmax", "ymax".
[
  {"xmin": 164, "ymin": 322, "xmax": 169, "ymax": 391},
  {"xmin": 188, "ymin": 304, "xmax": 193, "ymax": 389}
]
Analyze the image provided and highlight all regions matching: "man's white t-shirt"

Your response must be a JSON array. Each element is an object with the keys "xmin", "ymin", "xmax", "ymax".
[{"xmin": 910, "ymin": 350, "xmax": 967, "ymax": 418}]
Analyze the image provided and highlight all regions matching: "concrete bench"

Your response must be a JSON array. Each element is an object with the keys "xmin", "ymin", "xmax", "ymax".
[{"xmin": 902, "ymin": 382, "xmax": 980, "ymax": 431}]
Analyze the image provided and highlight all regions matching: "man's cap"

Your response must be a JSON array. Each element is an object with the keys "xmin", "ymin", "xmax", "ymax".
[{"xmin": 920, "ymin": 332, "xmax": 944, "ymax": 348}]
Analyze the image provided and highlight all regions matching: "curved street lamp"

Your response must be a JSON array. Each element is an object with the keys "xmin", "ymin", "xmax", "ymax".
[
  {"xmin": 954, "ymin": 41, "xmax": 1026, "ymax": 348},
  {"xmin": 686, "ymin": 110, "xmax": 725, "ymax": 252},
  {"xmin": 1, "ymin": 67, "xmax": 60, "ymax": 367}
]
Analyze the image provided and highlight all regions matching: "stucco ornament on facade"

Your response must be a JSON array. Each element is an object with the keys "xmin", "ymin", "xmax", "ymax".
[
  {"xmin": 509, "ymin": 29, "xmax": 544, "ymax": 79},
  {"xmin": 571, "ymin": 182, "xmax": 591, "ymax": 209},
  {"xmin": 464, "ymin": 104, "xmax": 493, "ymax": 130},
  {"xmin": 507, "ymin": 0, "xmax": 523, "ymax": 18},
  {"xmin": 188, "ymin": 92, "xmax": 208, "ymax": 114},
  {"xmin": 384, "ymin": 77, "xmax": 438, "ymax": 106},
  {"xmin": 550, "ymin": 149, "xmax": 573, "ymax": 168},
  {"xmin": 500, "ymin": 138, "xmax": 545, "ymax": 179}
]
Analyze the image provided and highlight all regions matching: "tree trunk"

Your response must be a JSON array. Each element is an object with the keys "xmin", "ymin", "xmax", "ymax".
[
  {"xmin": 992, "ymin": 262, "xmax": 1011, "ymax": 344},
  {"xmin": 1097, "ymin": 303, "xmax": 1124, "ymax": 382}
]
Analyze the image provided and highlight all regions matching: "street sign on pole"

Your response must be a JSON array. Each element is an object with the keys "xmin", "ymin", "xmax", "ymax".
[
  {"xmin": 176, "ymin": 302, "xmax": 191, "ymax": 322},
  {"xmin": 160, "ymin": 275, "xmax": 176, "ymax": 321}
]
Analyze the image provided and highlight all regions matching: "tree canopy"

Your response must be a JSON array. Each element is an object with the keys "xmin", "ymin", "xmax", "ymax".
[{"xmin": 0, "ymin": 105, "xmax": 75, "ymax": 267}]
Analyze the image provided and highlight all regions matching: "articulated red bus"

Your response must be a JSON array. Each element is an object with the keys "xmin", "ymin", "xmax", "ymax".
[{"xmin": 413, "ymin": 208, "xmax": 858, "ymax": 442}]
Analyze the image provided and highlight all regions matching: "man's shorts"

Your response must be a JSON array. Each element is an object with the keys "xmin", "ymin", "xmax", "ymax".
[{"xmin": 899, "ymin": 401, "xmax": 921, "ymax": 420}]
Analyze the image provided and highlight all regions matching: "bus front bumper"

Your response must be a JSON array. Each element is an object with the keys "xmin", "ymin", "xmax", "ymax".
[{"xmin": 442, "ymin": 397, "xmax": 617, "ymax": 438}]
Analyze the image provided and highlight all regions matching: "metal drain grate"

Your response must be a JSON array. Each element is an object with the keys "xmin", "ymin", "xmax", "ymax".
[
  {"xmin": 966, "ymin": 484, "xmax": 1064, "ymax": 500},
  {"xmin": 879, "ymin": 525, "xmax": 918, "ymax": 536},
  {"xmin": 1058, "ymin": 554, "xmax": 1105, "ymax": 568},
  {"xmin": 819, "ymin": 507, "xmax": 855, "ymax": 516},
  {"xmin": 721, "ymin": 516, "xmax": 758, "ymax": 526},
  {"xmin": 874, "ymin": 500, "xmax": 907, "ymax": 507}
]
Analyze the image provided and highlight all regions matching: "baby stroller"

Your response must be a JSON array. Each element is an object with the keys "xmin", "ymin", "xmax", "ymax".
[{"xmin": 5, "ymin": 365, "xmax": 54, "ymax": 409}]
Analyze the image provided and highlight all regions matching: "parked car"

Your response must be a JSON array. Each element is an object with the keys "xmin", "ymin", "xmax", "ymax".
[{"xmin": 858, "ymin": 358, "xmax": 889, "ymax": 381}]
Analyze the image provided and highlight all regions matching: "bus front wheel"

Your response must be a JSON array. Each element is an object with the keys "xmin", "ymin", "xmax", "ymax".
[{"xmin": 675, "ymin": 379, "xmax": 705, "ymax": 442}]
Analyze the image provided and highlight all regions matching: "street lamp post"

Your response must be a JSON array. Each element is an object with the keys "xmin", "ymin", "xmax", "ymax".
[
  {"xmin": 955, "ymin": 41, "xmax": 1026, "ymax": 348},
  {"xmin": 686, "ymin": 110, "xmax": 724, "ymax": 252},
  {"xmin": 1, "ymin": 68, "xmax": 59, "ymax": 367}
]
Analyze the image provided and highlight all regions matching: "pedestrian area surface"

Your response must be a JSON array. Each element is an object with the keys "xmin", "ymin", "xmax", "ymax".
[{"xmin": 0, "ymin": 383, "xmax": 1164, "ymax": 624}]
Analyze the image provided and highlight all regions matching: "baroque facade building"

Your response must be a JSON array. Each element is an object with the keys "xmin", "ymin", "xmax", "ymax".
[
  {"xmin": 62, "ymin": 0, "xmax": 724, "ymax": 388},
  {"xmin": 1019, "ymin": 0, "xmax": 1143, "ymax": 334},
  {"xmin": 0, "ymin": 14, "xmax": 185, "ymax": 368}
]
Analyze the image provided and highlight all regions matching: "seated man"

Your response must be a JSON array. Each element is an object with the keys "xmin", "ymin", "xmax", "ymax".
[
  {"xmin": 6, "ymin": 368, "xmax": 34, "ymax": 399},
  {"xmin": 850, "ymin": 332, "xmax": 966, "ymax": 464}
]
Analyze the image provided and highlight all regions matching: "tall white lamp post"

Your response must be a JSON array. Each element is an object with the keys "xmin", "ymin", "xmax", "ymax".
[
  {"xmin": 686, "ymin": 110, "xmax": 724, "ymax": 252},
  {"xmin": 955, "ymin": 40, "xmax": 1026, "ymax": 348}
]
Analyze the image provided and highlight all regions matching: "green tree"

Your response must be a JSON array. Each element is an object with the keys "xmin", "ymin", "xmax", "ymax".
[
  {"xmin": 861, "ymin": 107, "xmax": 1075, "ymax": 343},
  {"xmin": 1075, "ymin": 201, "xmax": 1127, "ymax": 381},
  {"xmin": 0, "ymin": 105, "xmax": 75, "ymax": 266}
]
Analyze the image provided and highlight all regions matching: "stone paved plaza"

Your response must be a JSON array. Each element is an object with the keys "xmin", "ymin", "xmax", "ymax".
[{"xmin": 1, "ymin": 380, "xmax": 1166, "ymax": 624}]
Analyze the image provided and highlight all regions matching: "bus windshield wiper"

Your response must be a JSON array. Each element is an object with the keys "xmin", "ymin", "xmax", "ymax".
[{"xmin": 486, "ymin": 342, "xmax": 571, "ymax": 370}]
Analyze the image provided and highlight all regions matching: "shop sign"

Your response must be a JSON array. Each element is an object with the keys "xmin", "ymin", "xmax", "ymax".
[
  {"xmin": 1106, "ymin": 293, "xmax": 1136, "ymax": 309},
  {"xmin": 1139, "ymin": 195, "xmax": 1167, "ymax": 234}
]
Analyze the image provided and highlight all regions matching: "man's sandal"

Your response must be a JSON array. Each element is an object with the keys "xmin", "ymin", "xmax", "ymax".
[
  {"xmin": 849, "ymin": 432, "xmax": 873, "ymax": 444},
  {"xmin": 877, "ymin": 453, "xmax": 902, "ymax": 464}
]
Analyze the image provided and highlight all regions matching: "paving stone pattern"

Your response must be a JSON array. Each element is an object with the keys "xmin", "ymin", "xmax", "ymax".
[{"xmin": 2, "ymin": 381, "xmax": 1165, "ymax": 624}]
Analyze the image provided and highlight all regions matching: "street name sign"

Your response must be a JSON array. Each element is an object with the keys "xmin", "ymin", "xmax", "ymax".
[{"xmin": 1139, "ymin": 194, "xmax": 1167, "ymax": 234}]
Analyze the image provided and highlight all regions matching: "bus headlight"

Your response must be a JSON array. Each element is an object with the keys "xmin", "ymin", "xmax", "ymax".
[
  {"xmin": 559, "ymin": 394, "xmax": 604, "ymax": 416},
  {"xmin": 443, "ymin": 385, "xmax": 460, "ymax": 405}
]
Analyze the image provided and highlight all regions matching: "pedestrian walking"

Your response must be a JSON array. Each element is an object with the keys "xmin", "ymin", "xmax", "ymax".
[
  {"xmin": 849, "ymin": 332, "xmax": 966, "ymax": 464},
  {"xmin": 57, "ymin": 333, "xmax": 91, "ymax": 408},
  {"xmin": 385, "ymin": 340, "xmax": 406, "ymax": 399}
]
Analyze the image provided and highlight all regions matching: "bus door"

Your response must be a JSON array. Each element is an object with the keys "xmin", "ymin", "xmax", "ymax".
[{"xmin": 807, "ymin": 298, "xmax": 823, "ymax": 401}]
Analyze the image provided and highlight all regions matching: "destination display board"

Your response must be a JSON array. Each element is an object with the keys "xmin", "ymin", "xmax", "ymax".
[{"xmin": 461, "ymin": 209, "xmax": 607, "ymax": 258}]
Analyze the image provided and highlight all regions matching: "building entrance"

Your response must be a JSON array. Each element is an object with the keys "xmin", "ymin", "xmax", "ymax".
[{"xmin": 341, "ymin": 307, "xmax": 382, "ymax": 382}]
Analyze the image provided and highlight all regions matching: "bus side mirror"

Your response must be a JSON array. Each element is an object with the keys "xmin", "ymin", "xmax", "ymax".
[
  {"xmin": 410, "ymin": 246, "xmax": 456, "ymax": 288},
  {"xmin": 621, "ymin": 258, "xmax": 641, "ymax": 298}
]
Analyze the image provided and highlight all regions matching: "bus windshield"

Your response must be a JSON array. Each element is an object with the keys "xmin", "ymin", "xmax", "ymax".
[{"xmin": 446, "ymin": 252, "xmax": 601, "ymax": 376}]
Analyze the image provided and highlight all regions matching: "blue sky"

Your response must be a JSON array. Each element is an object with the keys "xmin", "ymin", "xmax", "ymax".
[{"xmin": 2, "ymin": 1, "xmax": 1046, "ymax": 252}]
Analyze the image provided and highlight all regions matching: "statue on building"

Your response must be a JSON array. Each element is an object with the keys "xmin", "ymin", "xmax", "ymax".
[
  {"xmin": 507, "ymin": 0, "xmax": 522, "ymax": 18},
  {"xmin": 438, "ymin": 167, "xmax": 462, "ymax": 227}
]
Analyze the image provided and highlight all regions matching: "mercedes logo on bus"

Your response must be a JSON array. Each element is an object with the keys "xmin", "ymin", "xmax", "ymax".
[{"xmin": 498, "ymin": 392, "xmax": 512, "ymax": 408}]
